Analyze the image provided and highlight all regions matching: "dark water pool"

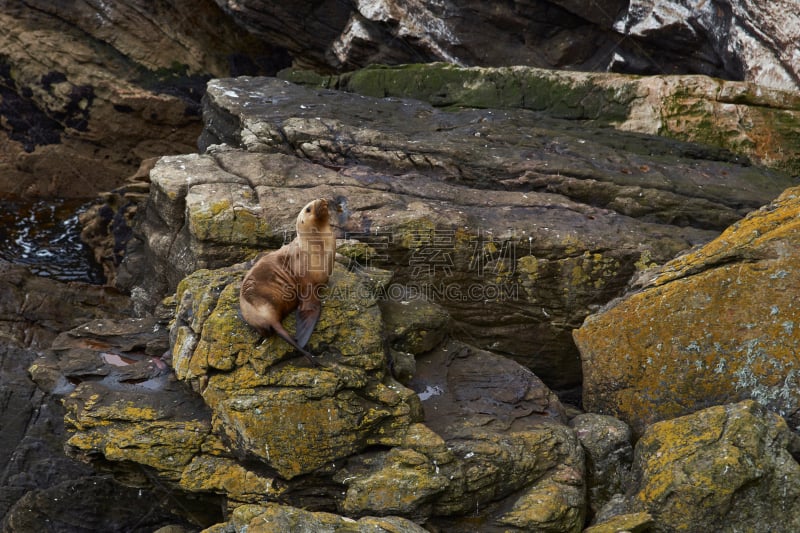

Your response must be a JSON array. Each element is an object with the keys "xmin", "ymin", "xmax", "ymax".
[{"xmin": 0, "ymin": 198, "xmax": 104, "ymax": 283}]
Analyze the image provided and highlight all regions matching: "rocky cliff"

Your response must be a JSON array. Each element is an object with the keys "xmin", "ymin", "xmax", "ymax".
[
  {"xmin": 2, "ymin": 2, "xmax": 800, "ymax": 531},
  {"xmin": 1, "ymin": 1, "xmax": 798, "ymax": 200},
  {"xmin": 11, "ymin": 67, "xmax": 800, "ymax": 531}
]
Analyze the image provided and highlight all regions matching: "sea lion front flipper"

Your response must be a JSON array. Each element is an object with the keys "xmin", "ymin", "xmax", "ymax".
[{"xmin": 295, "ymin": 301, "xmax": 321, "ymax": 349}]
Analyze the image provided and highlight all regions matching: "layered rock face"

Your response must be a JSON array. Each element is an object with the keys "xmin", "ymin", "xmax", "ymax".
[
  {"xmin": 214, "ymin": 0, "xmax": 800, "ymax": 91},
  {"xmin": 286, "ymin": 63, "xmax": 800, "ymax": 175},
  {"xmin": 616, "ymin": 0, "xmax": 800, "ymax": 91},
  {"xmin": 117, "ymin": 74, "xmax": 795, "ymax": 390},
  {"xmin": 2, "ymin": 1, "xmax": 797, "ymax": 199}
]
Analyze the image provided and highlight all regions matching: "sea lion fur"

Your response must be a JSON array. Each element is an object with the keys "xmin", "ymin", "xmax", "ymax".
[{"xmin": 240, "ymin": 198, "xmax": 336, "ymax": 364}]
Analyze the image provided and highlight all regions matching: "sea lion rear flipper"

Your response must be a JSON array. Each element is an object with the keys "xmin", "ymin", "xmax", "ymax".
[
  {"xmin": 295, "ymin": 303, "xmax": 321, "ymax": 348},
  {"xmin": 272, "ymin": 322, "xmax": 320, "ymax": 367}
]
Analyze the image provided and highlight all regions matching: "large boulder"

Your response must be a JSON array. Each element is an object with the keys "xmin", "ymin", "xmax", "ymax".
[
  {"xmin": 575, "ymin": 185, "xmax": 800, "ymax": 436},
  {"xmin": 618, "ymin": 401, "xmax": 800, "ymax": 532},
  {"xmin": 170, "ymin": 262, "xmax": 420, "ymax": 480},
  {"xmin": 118, "ymin": 75, "xmax": 798, "ymax": 389},
  {"xmin": 37, "ymin": 258, "xmax": 587, "ymax": 531}
]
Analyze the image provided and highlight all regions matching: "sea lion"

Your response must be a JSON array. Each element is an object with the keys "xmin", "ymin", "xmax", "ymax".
[{"xmin": 239, "ymin": 198, "xmax": 336, "ymax": 365}]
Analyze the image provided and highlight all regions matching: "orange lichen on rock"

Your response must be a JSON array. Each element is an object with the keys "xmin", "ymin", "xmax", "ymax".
[{"xmin": 575, "ymin": 186, "xmax": 800, "ymax": 436}]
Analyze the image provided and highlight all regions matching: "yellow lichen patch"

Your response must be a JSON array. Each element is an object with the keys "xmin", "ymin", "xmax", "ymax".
[
  {"xmin": 67, "ymin": 420, "xmax": 210, "ymax": 480},
  {"xmin": 180, "ymin": 455, "xmax": 282, "ymax": 503},
  {"xmin": 498, "ymin": 479, "xmax": 584, "ymax": 533},
  {"xmin": 517, "ymin": 255, "xmax": 540, "ymax": 279},
  {"xmin": 634, "ymin": 249, "xmax": 658, "ymax": 271},
  {"xmin": 394, "ymin": 216, "xmax": 436, "ymax": 249},
  {"xmin": 630, "ymin": 401, "xmax": 800, "ymax": 531},
  {"xmin": 650, "ymin": 185, "xmax": 800, "ymax": 287},
  {"xmin": 213, "ymin": 388, "xmax": 411, "ymax": 480},
  {"xmin": 339, "ymin": 447, "xmax": 450, "ymax": 516}
]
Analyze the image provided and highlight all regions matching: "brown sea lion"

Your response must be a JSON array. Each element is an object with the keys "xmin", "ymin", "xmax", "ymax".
[{"xmin": 239, "ymin": 198, "xmax": 336, "ymax": 365}]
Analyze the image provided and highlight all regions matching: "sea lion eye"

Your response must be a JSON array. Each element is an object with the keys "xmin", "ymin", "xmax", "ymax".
[{"xmin": 306, "ymin": 207, "xmax": 311, "ymax": 213}]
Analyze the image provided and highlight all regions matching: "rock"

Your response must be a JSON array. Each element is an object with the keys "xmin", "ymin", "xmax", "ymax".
[
  {"xmin": 410, "ymin": 340, "xmax": 568, "ymax": 436},
  {"xmin": 169, "ymin": 262, "xmax": 420, "ymax": 479},
  {"xmin": 5, "ymin": 1, "xmax": 799, "ymax": 199},
  {"xmin": 79, "ymin": 158, "xmax": 158, "ymax": 286},
  {"xmin": 569, "ymin": 414, "xmax": 632, "ymax": 518},
  {"xmin": 625, "ymin": 401, "xmax": 800, "ymax": 532},
  {"xmin": 212, "ymin": 0, "xmax": 628, "ymax": 73},
  {"xmin": 64, "ymin": 380, "xmax": 214, "ymax": 483},
  {"xmin": 335, "ymin": 433, "xmax": 452, "ymax": 521},
  {"xmin": 583, "ymin": 511, "xmax": 653, "ymax": 533},
  {"xmin": 614, "ymin": 1, "xmax": 800, "ymax": 92},
  {"xmin": 51, "ymin": 256, "xmax": 586, "ymax": 530},
  {"xmin": 380, "ymin": 298, "xmax": 450, "ymax": 356},
  {"xmin": 389, "ymin": 341, "xmax": 585, "ymax": 532},
  {"xmin": 212, "ymin": 0, "xmax": 800, "ymax": 94},
  {"xmin": 0, "ymin": 1, "xmax": 286, "ymax": 198},
  {"xmin": 204, "ymin": 502, "xmax": 429, "ymax": 533},
  {"xmin": 575, "ymin": 185, "xmax": 800, "ymax": 436},
  {"xmin": 119, "ymin": 75, "xmax": 796, "ymax": 389},
  {"xmin": 3, "ymin": 476, "xmax": 202, "ymax": 533},
  {"xmin": 0, "ymin": 261, "xmax": 202, "ymax": 529},
  {"xmin": 284, "ymin": 63, "xmax": 800, "ymax": 175}
]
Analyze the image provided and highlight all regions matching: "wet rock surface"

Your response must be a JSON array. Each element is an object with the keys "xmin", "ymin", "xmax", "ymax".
[{"xmin": 0, "ymin": 261, "xmax": 201, "ymax": 530}]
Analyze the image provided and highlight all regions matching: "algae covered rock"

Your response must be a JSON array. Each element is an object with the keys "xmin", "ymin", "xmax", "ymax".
[
  {"xmin": 627, "ymin": 401, "xmax": 800, "ymax": 532},
  {"xmin": 170, "ymin": 261, "xmax": 420, "ymax": 479},
  {"xmin": 575, "ymin": 185, "xmax": 800, "ymax": 435},
  {"xmin": 284, "ymin": 63, "xmax": 800, "ymax": 175},
  {"xmin": 203, "ymin": 502, "xmax": 428, "ymax": 533}
]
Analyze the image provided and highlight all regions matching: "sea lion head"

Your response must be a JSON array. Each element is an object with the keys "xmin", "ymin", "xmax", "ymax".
[{"xmin": 296, "ymin": 198, "xmax": 331, "ymax": 234}]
